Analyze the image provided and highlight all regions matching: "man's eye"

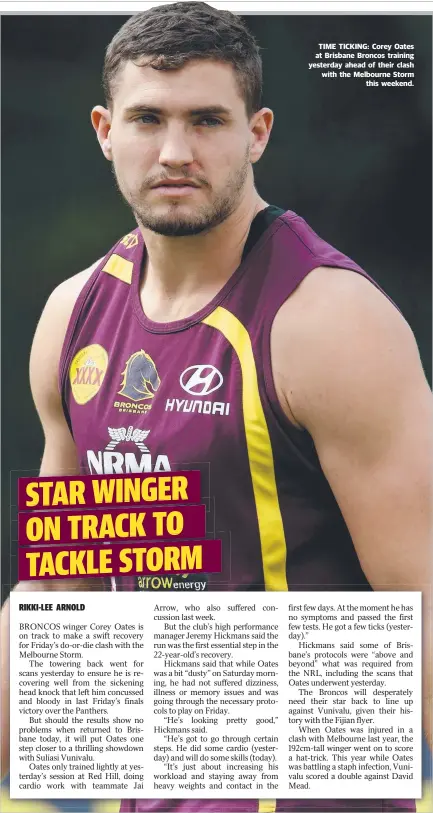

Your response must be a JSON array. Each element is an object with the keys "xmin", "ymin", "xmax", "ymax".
[
  {"xmin": 137, "ymin": 114, "xmax": 159, "ymax": 124},
  {"xmin": 197, "ymin": 117, "xmax": 223, "ymax": 127}
]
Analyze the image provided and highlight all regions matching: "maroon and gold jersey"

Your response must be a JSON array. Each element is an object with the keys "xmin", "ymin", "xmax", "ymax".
[{"xmin": 59, "ymin": 209, "xmax": 414, "ymax": 813}]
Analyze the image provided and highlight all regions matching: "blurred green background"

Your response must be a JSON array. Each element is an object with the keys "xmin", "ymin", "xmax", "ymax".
[{"xmin": 1, "ymin": 12, "xmax": 431, "ymax": 813}]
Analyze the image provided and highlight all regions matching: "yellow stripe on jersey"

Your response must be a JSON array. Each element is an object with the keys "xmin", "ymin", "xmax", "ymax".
[
  {"xmin": 102, "ymin": 254, "xmax": 133, "ymax": 284},
  {"xmin": 203, "ymin": 307, "xmax": 288, "ymax": 592},
  {"xmin": 258, "ymin": 801, "xmax": 277, "ymax": 813}
]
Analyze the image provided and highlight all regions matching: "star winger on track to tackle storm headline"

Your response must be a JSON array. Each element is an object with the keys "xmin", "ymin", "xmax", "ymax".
[{"xmin": 1, "ymin": 4, "xmax": 432, "ymax": 812}]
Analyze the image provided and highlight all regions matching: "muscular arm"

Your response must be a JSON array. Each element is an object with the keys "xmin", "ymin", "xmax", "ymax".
[
  {"xmin": 272, "ymin": 266, "xmax": 432, "ymax": 747},
  {"xmin": 1, "ymin": 262, "xmax": 103, "ymax": 779}
]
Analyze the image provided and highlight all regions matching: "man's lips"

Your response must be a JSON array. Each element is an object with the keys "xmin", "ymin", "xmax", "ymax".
[
  {"xmin": 150, "ymin": 180, "xmax": 201, "ymax": 197},
  {"xmin": 151, "ymin": 180, "xmax": 200, "ymax": 188}
]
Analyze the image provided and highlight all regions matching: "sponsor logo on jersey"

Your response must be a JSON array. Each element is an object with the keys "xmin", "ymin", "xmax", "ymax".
[
  {"xmin": 180, "ymin": 364, "xmax": 223, "ymax": 396},
  {"xmin": 168, "ymin": 364, "xmax": 229, "ymax": 416},
  {"xmin": 165, "ymin": 398, "xmax": 230, "ymax": 416},
  {"xmin": 70, "ymin": 344, "xmax": 108, "ymax": 405},
  {"xmin": 115, "ymin": 350, "xmax": 160, "ymax": 412},
  {"xmin": 87, "ymin": 426, "xmax": 170, "ymax": 474},
  {"xmin": 119, "ymin": 232, "xmax": 139, "ymax": 249}
]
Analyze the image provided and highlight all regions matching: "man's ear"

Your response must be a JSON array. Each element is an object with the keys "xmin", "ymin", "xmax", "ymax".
[
  {"xmin": 91, "ymin": 106, "xmax": 112, "ymax": 160},
  {"xmin": 249, "ymin": 107, "xmax": 274, "ymax": 164}
]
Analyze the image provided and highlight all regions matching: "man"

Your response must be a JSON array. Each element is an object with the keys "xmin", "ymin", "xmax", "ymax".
[{"xmin": 1, "ymin": 3, "xmax": 431, "ymax": 812}]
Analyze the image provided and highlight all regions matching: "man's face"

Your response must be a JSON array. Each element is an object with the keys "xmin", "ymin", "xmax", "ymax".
[{"xmin": 100, "ymin": 60, "xmax": 262, "ymax": 236}]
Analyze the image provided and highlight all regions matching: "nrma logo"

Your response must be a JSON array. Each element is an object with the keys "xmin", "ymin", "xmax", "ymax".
[{"xmin": 86, "ymin": 426, "xmax": 170, "ymax": 474}]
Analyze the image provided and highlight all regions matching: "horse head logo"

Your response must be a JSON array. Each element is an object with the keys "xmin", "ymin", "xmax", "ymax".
[{"xmin": 118, "ymin": 350, "xmax": 161, "ymax": 402}]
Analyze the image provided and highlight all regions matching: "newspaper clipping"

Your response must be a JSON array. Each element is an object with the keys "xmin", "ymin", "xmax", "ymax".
[{"xmin": 1, "ymin": 3, "xmax": 432, "ymax": 813}]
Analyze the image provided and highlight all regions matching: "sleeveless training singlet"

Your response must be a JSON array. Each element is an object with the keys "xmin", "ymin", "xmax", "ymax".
[{"xmin": 59, "ymin": 208, "xmax": 415, "ymax": 813}]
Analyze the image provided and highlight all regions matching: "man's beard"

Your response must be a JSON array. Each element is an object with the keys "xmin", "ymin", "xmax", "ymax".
[{"xmin": 112, "ymin": 151, "xmax": 250, "ymax": 237}]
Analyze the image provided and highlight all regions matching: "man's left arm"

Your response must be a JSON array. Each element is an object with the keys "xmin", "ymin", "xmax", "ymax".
[{"xmin": 273, "ymin": 267, "xmax": 432, "ymax": 748}]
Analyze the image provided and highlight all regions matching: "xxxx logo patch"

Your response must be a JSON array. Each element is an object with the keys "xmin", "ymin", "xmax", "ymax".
[{"xmin": 70, "ymin": 344, "xmax": 108, "ymax": 405}]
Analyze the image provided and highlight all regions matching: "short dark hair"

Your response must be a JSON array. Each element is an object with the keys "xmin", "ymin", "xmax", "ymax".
[{"xmin": 103, "ymin": 1, "xmax": 262, "ymax": 117}]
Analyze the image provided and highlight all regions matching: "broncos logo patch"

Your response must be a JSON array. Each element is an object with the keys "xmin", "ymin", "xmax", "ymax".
[{"xmin": 118, "ymin": 350, "xmax": 161, "ymax": 402}]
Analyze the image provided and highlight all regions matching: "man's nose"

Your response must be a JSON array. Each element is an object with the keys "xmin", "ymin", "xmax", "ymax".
[{"xmin": 158, "ymin": 123, "xmax": 194, "ymax": 167}]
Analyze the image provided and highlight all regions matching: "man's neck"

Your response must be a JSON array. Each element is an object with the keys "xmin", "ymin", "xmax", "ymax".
[{"xmin": 138, "ymin": 192, "xmax": 268, "ymax": 323}]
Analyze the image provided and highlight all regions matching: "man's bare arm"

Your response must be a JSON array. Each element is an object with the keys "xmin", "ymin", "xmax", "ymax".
[
  {"xmin": 272, "ymin": 266, "xmax": 432, "ymax": 748},
  {"xmin": 1, "ymin": 261, "xmax": 103, "ymax": 779}
]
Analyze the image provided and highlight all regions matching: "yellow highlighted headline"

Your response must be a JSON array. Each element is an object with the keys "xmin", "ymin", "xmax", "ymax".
[
  {"xmin": 23, "ymin": 545, "xmax": 203, "ymax": 578},
  {"xmin": 24, "ymin": 475, "xmax": 189, "ymax": 507},
  {"xmin": 25, "ymin": 510, "xmax": 186, "ymax": 542}
]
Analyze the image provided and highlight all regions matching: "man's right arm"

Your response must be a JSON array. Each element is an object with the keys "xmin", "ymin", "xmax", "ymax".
[{"xmin": 1, "ymin": 261, "xmax": 104, "ymax": 779}]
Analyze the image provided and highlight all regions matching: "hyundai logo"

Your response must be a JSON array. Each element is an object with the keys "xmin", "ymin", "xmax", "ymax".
[{"xmin": 180, "ymin": 365, "xmax": 223, "ymax": 396}]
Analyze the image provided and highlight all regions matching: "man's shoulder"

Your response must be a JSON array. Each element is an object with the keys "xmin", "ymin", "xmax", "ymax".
[
  {"xmin": 270, "ymin": 265, "xmax": 415, "ymax": 429},
  {"xmin": 30, "ymin": 258, "xmax": 104, "ymax": 389},
  {"xmin": 37, "ymin": 258, "xmax": 105, "ymax": 343},
  {"xmin": 48, "ymin": 258, "xmax": 102, "ymax": 312},
  {"xmin": 275, "ymin": 264, "xmax": 402, "ymax": 339},
  {"xmin": 47, "ymin": 226, "xmax": 140, "ymax": 310}
]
